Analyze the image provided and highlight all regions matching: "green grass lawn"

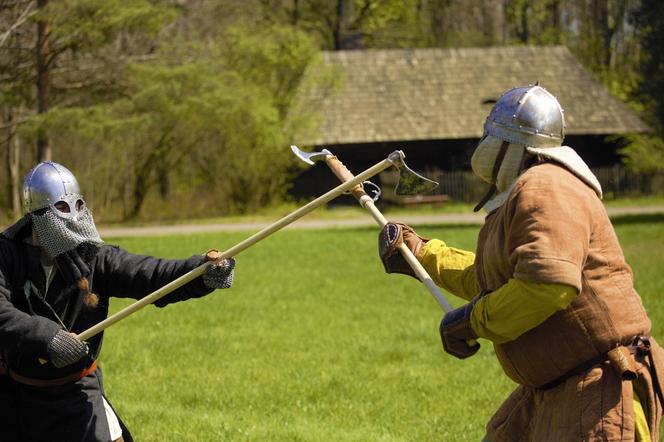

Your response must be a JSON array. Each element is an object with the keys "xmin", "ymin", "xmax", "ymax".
[{"xmin": 99, "ymin": 216, "xmax": 664, "ymax": 441}]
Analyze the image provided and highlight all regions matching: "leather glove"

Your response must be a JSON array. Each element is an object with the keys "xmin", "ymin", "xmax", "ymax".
[
  {"xmin": 202, "ymin": 250, "xmax": 235, "ymax": 289},
  {"xmin": 54, "ymin": 248, "xmax": 92, "ymax": 284},
  {"xmin": 439, "ymin": 302, "xmax": 480, "ymax": 359},
  {"xmin": 47, "ymin": 329, "xmax": 89, "ymax": 368},
  {"xmin": 378, "ymin": 222, "xmax": 428, "ymax": 278}
]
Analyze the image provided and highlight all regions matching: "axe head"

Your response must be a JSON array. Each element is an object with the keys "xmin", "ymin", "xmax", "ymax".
[
  {"xmin": 290, "ymin": 145, "xmax": 439, "ymax": 196},
  {"xmin": 384, "ymin": 151, "xmax": 439, "ymax": 196},
  {"xmin": 290, "ymin": 145, "xmax": 332, "ymax": 165}
]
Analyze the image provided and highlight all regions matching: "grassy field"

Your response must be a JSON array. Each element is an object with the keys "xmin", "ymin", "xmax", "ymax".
[{"xmin": 99, "ymin": 214, "xmax": 664, "ymax": 441}]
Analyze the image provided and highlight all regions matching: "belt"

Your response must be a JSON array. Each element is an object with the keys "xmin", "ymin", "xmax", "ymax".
[
  {"xmin": 538, "ymin": 335, "xmax": 664, "ymax": 407},
  {"xmin": 629, "ymin": 336, "xmax": 664, "ymax": 407},
  {"xmin": 7, "ymin": 360, "xmax": 97, "ymax": 387},
  {"xmin": 539, "ymin": 352, "xmax": 609, "ymax": 390}
]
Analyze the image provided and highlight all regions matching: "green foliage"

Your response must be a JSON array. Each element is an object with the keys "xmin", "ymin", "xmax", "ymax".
[
  {"xmin": 37, "ymin": 0, "xmax": 176, "ymax": 48},
  {"xmin": 618, "ymin": 134, "xmax": 664, "ymax": 174},
  {"xmin": 505, "ymin": 0, "xmax": 565, "ymax": 45},
  {"xmin": 355, "ymin": 0, "xmax": 431, "ymax": 48},
  {"xmin": 23, "ymin": 22, "xmax": 330, "ymax": 220},
  {"xmin": 4, "ymin": 0, "xmax": 664, "ymax": 221},
  {"xmin": 219, "ymin": 24, "xmax": 322, "ymax": 120},
  {"xmin": 632, "ymin": 0, "xmax": 664, "ymax": 134}
]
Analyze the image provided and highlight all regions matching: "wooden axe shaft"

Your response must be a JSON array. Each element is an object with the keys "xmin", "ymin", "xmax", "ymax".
[{"xmin": 323, "ymin": 154, "xmax": 454, "ymax": 312}]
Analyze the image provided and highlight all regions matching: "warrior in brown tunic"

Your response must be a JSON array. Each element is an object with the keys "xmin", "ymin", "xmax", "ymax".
[{"xmin": 379, "ymin": 85, "xmax": 663, "ymax": 441}]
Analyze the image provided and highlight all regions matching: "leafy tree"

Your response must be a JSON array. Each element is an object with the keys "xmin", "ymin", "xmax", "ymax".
[
  {"xmin": 631, "ymin": 0, "xmax": 664, "ymax": 133},
  {"xmin": 617, "ymin": 0, "xmax": 664, "ymax": 175},
  {"xmin": 1, "ymin": 0, "xmax": 177, "ymax": 221},
  {"xmin": 5, "ymin": 0, "xmax": 664, "ymax": 221},
  {"xmin": 262, "ymin": 0, "xmax": 440, "ymax": 49},
  {"xmin": 29, "ymin": 22, "xmax": 331, "ymax": 220},
  {"xmin": 30, "ymin": 0, "xmax": 177, "ymax": 159},
  {"xmin": 1, "ymin": 1, "xmax": 36, "ymax": 218},
  {"xmin": 618, "ymin": 135, "xmax": 664, "ymax": 174}
]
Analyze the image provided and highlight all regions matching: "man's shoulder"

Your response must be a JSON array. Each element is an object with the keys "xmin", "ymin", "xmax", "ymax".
[
  {"xmin": 95, "ymin": 243, "xmax": 123, "ymax": 258},
  {"xmin": 515, "ymin": 162, "xmax": 596, "ymax": 197},
  {"xmin": 0, "ymin": 233, "xmax": 22, "ymax": 253},
  {"xmin": 519, "ymin": 162, "xmax": 574, "ymax": 183}
]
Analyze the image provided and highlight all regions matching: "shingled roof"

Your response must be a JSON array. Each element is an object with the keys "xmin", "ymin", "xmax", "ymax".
[{"xmin": 300, "ymin": 45, "xmax": 649, "ymax": 146}]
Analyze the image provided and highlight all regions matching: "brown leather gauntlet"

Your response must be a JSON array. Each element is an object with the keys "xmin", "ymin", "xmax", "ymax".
[{"xmin": 378, "ymin": 222, "xmax": 428, "ymax": 279}]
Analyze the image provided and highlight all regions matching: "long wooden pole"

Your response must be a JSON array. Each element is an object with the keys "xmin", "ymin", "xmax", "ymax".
[{"xmin": 77, "ymin": 153, "xmax": 401, "ymax": 341}]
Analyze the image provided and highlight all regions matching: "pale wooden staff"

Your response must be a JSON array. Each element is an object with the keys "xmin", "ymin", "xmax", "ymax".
[{"xmin": 77, "ymin": 151, "xmax": 406, "ymax": 341}]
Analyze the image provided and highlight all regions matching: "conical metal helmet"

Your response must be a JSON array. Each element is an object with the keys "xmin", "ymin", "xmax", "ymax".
[
  {"xmin": 22, "ymin": 161, "xmax": 83, "ymax": 214},
  {"xmin": 483, "ymin": 85, "xmax": 565, "ymax": 148}
]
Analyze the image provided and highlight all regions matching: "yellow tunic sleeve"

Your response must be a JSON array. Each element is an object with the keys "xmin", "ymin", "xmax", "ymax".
[
  {"xmin": 470, "ymin": 278, "xmax": 577, "ymax": 344},
  {"xmin": 417, "ymin": 239, "xmax": 576, "ymax": 344},
  {"xmin": 418, "ymin": 239, "xmax": 478, "ymax": 301}
]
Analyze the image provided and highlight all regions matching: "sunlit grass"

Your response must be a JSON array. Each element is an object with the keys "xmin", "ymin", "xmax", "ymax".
[{"xmin": 99, "ymin": 218, "xmax": 664, "ymax": 441}]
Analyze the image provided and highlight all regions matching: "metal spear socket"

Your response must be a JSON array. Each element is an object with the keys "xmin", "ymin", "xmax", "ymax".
[{"xmin": 290, "ymin": 145, "xmax": 439, "ymax": 197}]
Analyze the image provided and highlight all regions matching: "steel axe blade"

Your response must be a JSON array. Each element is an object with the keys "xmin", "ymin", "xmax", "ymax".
[
  {"xmin": 290, "ymin": 145, "xmax": 332, "ymax": 165},
  {"xmin": 291, "ymin": 145, "xmax": 439, "ymax": 196}
]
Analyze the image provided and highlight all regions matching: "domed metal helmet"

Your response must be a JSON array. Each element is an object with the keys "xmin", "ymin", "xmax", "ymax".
[
  {"xmin": 22, "ymin": 161, "xmax": 102, "ymax": 259},
  {"xmin": 23, "ymin": 161, "xmax": 84, "ymax": 215},
  {"xmin": 483, "ymin": 85, "xmax": 565, "ymax": 148}
]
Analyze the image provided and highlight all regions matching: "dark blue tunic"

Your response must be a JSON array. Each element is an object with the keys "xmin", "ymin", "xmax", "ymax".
[{"xmin": 0, "ymin": 222, "xmax": 212, "ymax": 441}]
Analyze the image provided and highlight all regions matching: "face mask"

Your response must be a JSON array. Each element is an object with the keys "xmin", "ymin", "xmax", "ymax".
[
  {"xmin": 471, "ymin": 135, "xmax": 526, "ymax": 192},
  {"xmin": 31, "ymin": 200, "xmax": 102, "ymax": 260}
]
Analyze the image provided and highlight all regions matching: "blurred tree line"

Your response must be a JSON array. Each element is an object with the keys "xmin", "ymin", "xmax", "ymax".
[{"xmin": 1, "ymin": 0, "xmax": 662, "ymax": 222}]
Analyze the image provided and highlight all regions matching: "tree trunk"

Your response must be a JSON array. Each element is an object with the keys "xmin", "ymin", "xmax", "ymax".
[
  {"xmin": 128, "ymin": 140, "xmax": 174, "ymax": 219},
  {"xmin": 36, "ymin": 0, "xmax": 51, "ymax": 162},
  {"xmin": 291, "ymin": 0, "xmax": 300, "ymax": 25},
  {"xmin": 129, "ymin": 178, "xmax": 146, "ymax": 219},
  {"xmin": 8, "ymin": 130, "xmax": 21, "ymax": 219},
  {"xmin": 333, "ymin": 0, "xmax": 345, "ymax": 50},
  {"xmin": 4, "ymin": 112, "xmax": 22, "ymax": 220},
  {"xmin": 158, "ymin": 168, "xmax": 170, "ymax": 200},
  {"xmin": 518, "ymin": 0, "xmax": 529, "ymax": 43}
]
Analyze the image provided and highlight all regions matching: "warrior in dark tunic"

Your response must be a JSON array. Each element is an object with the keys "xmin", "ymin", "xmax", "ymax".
[{"xmin": 0, "ymin": 161, "xmax": 236, "ymax": 442}]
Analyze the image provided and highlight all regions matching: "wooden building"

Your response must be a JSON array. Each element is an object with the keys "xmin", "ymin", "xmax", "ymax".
[{"xmin": 292, "ymin": 45, "xmax": 649, "ymax": 202}]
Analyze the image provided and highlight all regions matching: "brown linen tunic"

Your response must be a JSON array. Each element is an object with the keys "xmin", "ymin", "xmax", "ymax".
[{"xmin": 476, "ymin": 162, "xmax": 663, "ymax": 441}]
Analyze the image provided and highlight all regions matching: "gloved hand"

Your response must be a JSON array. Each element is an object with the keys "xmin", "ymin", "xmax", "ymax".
[
  {"xmin": 47, "ymin": 329, "xmax": 89, "ymax": 368},
  {"xmin": 202, "ymin": 250, "xmax": 235, "ymax": 289},
  {"xmin": 439, "ymin": 302, "xmax": 480, "ymax": 359},
  {"xmin": 378, "ymin": 222, "xmax": 428, "ymax": 278},
  {"xmin": 54, "ymin": 248, "xmax": 92, "ymax": 284}
]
